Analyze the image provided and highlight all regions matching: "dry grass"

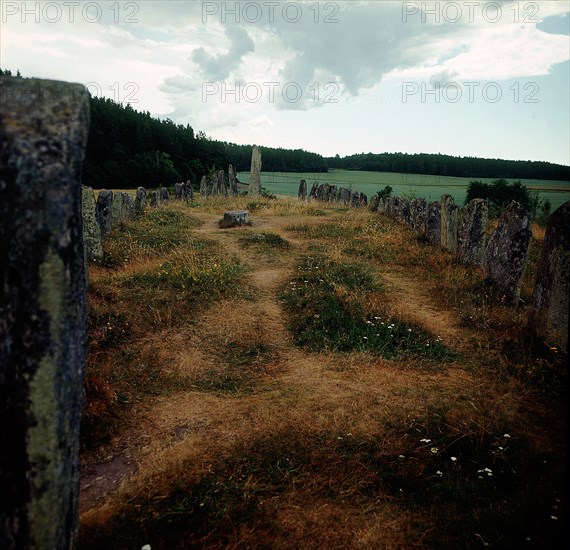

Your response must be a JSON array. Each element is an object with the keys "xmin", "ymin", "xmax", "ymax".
[{"xmin": 79, "ymin": 197, "xmax": 566, "ymax": 549}]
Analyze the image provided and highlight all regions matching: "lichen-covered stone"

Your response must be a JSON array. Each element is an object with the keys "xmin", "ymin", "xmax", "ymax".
[
  {"xmin": 298, "ymin": 179, "xmax": 307, "ymax": 199},
  {"xmin": 96, "ymin": 189, "xmax": 113, "ymax": 236},
  {"xmin": 359, "ymin": 193, "xmax": 368, "ymax": 208},
  {"xmin": 199, "ymin": 175, "xmax": 207, "ymax": 197},
  {"xmin": 440, "ymin": 195, "xmax": 458, "ymax": 253},
  {"xmin": 160, "ymin": 187, "xmax": 170, "ymax": 203},
  {"xmin": 111, "ymin": 191, "xmax": 123, "ymax": 227},
  {"xmin": 135, "ymin": 187, "xmax": 147, "ymax": 215},
  {"xmin": 229, "ymin": 165, "xmax": 238, "ymax": 197},
  {"xmin": 351, "ymin": 191, "xmax": 359, "ymax": 207},
  {"xmin": 426, "ymin": 201, "xmax": 441, "ymax": 244},
  {"xmin": 529, "ymin": 201, "xmax": 570, "ymax": 352},
  {"xmin": 218, "ymin": 170, "xmax": 228, "ymax": 196},
  {"xmin": 377, "ymin": 198, "xmax": 385, "ymax": 214},
  {"xmin": 248, "ymin": 145, "xmax": 262, "ymax": 196},
  {"xmin": 411, "ymin": 199, "xmax": 428, "ymax": 233},
  {"xmin": 309, "ymin": 182, "xmax": 318, "ymax": 200},
  {"xmin": 82, "ymin": 186, "xmax": 103, "ymax": 261},
  {"xmin": 483, "ymin": 201, "xmax": 532, "ymax": 305},
  {"xmin": 0, "ymin": 76, "xmax": 89, "ymax": 549},
  {"xmin": 339, "ymin": 188, "xmax": 350, "ymax": 205},
  {"xmin": 121, "ymin": 192, "xmax": 135, "ymax": 221},
  {"xmin": 174, "ymin": 182, "xmax": 184, "ymax": 200},
  {"xmin": 329, "ymin": 185, "xmax": 338, "ymax": 202},
  {"xmin": 150, "ymin": 190, "xmax": 159, "ymax": 208},
  {"xmin": 369, "ymin": 195, "xmax": 379, "ymax": 212},
  {"xmin": 184, "ymin": 181, "xmax": 194, "ymax": 202},
  {"xmin": 220, "ymin": 210, "xmax": 250, "ymax": 228},
  {"xmin": 457, "ymin": 199, "xmax": 488, "ymax": 266}
]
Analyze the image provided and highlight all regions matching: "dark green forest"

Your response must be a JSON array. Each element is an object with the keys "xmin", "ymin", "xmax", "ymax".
[{"xmin": 1, "ymin": 70, "xmax": 569, "ymax": 187}]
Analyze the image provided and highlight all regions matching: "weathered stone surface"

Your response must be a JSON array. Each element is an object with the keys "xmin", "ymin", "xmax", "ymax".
[
  {"xmin": 359, "ymin": 193, "xmax": 368, "ymax": 208},
  {"xmin": 401, "ymin": 198, "xmax": 411, "ymax": 224},
  {"xmin": 339, "ymin": 188, "xmax": 350, "ymax": 204},
  {"xmin": 0, "ymin": 76, "xmax": 89, "ymax": 549},
  {"xmin": 529, "ymin": 201, "xmax": 570, "ymax": 353},
  {"xmin": 411, "ymin": 199, "xmax": 428, "ymax": 233},
  {"xmin": 150, "ymin": 190, "xmax": 159, "ymax": 208},
  {"xmin": 457, "ymin": 199, "xmax": 488, "ymax": 266},
  {"xmin": 384, "ymin": 196, "xmax": 395, "ymax": 218},
  {"xmin": 160, "ymin": 187, "xmax": 170, "ymax": 203},
  {"xmin": 200, "ymin": 175, "xmax": 207, "ymax": 197},
  {"xmin": 483, "ymin": 201, "xmax": 532, "ymax": 305},
  {"xmin": 309, "ymin": 182, "xmax": 318, "ymax": 200},
  {"xmin": 248, "ymin": 145, "xmax": 262, "ymax": 196},
  {"xmin": 298, "ymin": 179, "xmax": 307, "ymax": 199},
  {"xmin": 111, "ymin": 190, "xmax": 123, "ymax": 226},
  {"xmin": 369, "ymin": 195, "xmax": 379, "ymax": 212},
  {"xmin": 440, "ymin": 194, "xmax": 458, "ymax": 253},
  {"xmin": 96, "ymin": 189, "xmax": 113, "ymax": 236},
  {"xmin": 378, "ymin": 198, "xmax": 385, "ymax": 214},
  {"xmin": 426, "ymin": 201, "xmax": 441, "ymax": 244},
  {"xmin": 351, "ymin": 191, "xmax": 359, "ymax": 207},
  {"xmin": 135, "ymin": 187, "xmax": 147, "ymax": 215},
  {"xmin": 174, "ymin": 182, "xmax": 184, "ymax": 200},
  {"xmin": 210, "ymin": 173, "xmax": 219, "ymax": 196},
  {"xmin": 82, "ymin": 186, "xmax": 103, "ymax": 261},
  {"xmin": 220, "ymin": 210, "xmax": 250, "ymax": 228},
  {"xmin": 218, "ymin": 170, "xmax": 228, "ymax": 197},
  {"xmin": 229, "ymin": 165, "xmax": 238, "ymax": 197},
  {"xmin": 329, "ymin": 185, "xmax": 338, "ymax": 202},
  {"xmin": 183, "ymin": 181, "xmax": 194, "ymax": 202},
  {"xmin": 121, "ymin": 192, "xmax": 135, "ymax": 221}
]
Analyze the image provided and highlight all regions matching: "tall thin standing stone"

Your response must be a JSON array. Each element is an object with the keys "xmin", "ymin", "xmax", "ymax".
[
  {"xmin": 248, "ymin": 145, "xmax": 262, "ymax": 196},
  {"xmin": 150, "ymin": 190, "xmax": 159, "ymax": 208},
  {"xmin": 135, "ymin": 187, "xmax": 147, "ymax": 216},
  {"xmin": 160, "ymin": 187, "xmax": 170, "ymax": 203},
  {"xmin": 218, "ymin": 170, "xmax": 228, "ymax": 197},
  {"xmin": 359, "ymin": 193, "xmax": 368, "ymax": 208},
  {"xmin": 210, "ymin": 173, "xmax": 219, "ymax": 197},
  {"xmin": 121, "ymin": 192, "xmax": 135, "ymax": 221},
  {"xmin": 426, "ymin": 201, "xmax": 441, "ymax": 244},
  {"xmin": 174, "ymin": 182, "xmax": 184, "ymax": 200},
  {"xmin": 200, "ymin": 175, "xmax": 207, "ymax": 197},
  {"xmin": 529, "ymin": 201, "xmax": 570, "ymax": 353},
  {"xmin": 483, "ymin": 201, "xmax": 532, "ymax": 305},
  {"xmin": 457, "ymin": 198, "xmax": 488, "ymax": 266},
  {"xmin": 111, "ymin": 190, "xmax": 123, "ymax": 227},
  {"xmin": 184, "ymin": 180, "xmax": 194, "ymax": 202},
  {"xmin": 0, "ymin": 76, "xmax": 89, "ymax": 550},
  {"xmin": 82, "ymin": 186, "xmax": 103, "ymax": 261},
  {"xmin": 96, "ymin": 189, "xmax": 113, "ymax": 236},
  {"xmin": 298, "ymin": 179, "xmax": 307, "ymax": 199},
  {"xmin": 369, "ymin": 195, "xmax": 379, "ymax": 212},
  {"xmin": 440, "ymin": 194, "xmax": 458, "ymax": 253},
  {"xmin": 330, "ymin": 185, "xmax": 338, "ymax": 202},
  {"xmin": 229, "ymin": 165, "xmax": 238, "ymax": 197}
]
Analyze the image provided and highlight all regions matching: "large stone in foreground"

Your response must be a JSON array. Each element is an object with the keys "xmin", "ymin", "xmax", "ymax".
[
  {"xmin": 0, "ymin": 76, "xmax": 89, "ymax": 550},
  {"xmin": 529, "ymin": 201, "xmax": 570, "ymax": 353},
  {"xmin": 483, "ymin": 201, "xmax": 532, "ymax": 305},
  {"xmin": 457, "ymin": 199, "xmax": 488, "ymax": 266},
  {"xmin": 248, "ymin": 145, "xmax": 262, "ymax": 196},
  {"xmin": 219, "ymin": 210, "xmax": 250, "ymax": 228}
]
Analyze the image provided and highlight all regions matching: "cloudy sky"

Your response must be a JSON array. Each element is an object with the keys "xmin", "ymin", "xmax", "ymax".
[{"xmin": 2, "ymin": 0, "xmax": 569, "ymax": 164}]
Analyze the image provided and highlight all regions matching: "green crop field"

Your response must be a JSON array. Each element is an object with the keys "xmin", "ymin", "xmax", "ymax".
[{"xmin": 237, "ymin": 169, "xmax": 570, "ymax": 210}]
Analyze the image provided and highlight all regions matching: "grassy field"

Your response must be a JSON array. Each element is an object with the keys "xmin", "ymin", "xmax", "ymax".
[
  {"xmin": 79, "ymin": 196, "xmax": 566, "ymax": 549},
  {"xmin": 237, "ymin": 169, "xmax": 570, "ymax": 210}
]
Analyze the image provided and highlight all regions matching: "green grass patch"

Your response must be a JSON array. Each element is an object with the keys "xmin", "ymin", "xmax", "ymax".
[
  {"xmin": 239, "ymin": 232, "xmax": 291, "ymax": 249},
  {"xmin": 280, "ymin": 256, "xmax": 451, "ymax": 359}
]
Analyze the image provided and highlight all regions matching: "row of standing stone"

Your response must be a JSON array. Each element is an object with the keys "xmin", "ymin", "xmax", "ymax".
[
  {"xmin": 298, "ymin": 179, "xmax": 369, "ymax": 208},
  {"xmin": 303, "ymin": 181, "xmax": 568, "ymax": 353},
  {"xmin": 199, "ymin": 165, "xmax": 240, "ymax": 198}
]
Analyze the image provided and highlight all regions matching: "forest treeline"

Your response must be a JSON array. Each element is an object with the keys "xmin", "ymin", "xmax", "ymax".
[{"xmin": 1, "ymin": 70, "xmax": 568, "ymax": 187}]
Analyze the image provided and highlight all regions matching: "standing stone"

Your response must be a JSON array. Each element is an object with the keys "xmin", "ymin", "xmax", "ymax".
[
  {"xmin": 298, "ymin": 179, "xmax": 307, "ymax": 199},
  {"xmin": 229, "ymin": 164, "xmax": 238, "ymax": 197},
  {"xmin": 378, "ymin": 198, "xmax": 385, "ymax": 214},
  {"xmin": 412, "ymin": 199, "xmax": 428, "ymax": 234},
  {"xmin": 309, "ymin": 182, "xmax": 319, "ymax": 200},
  {"xmin": 359, "ymin": 193, "xmax": 368, "ymax": 208},
  {"xmin": 330, "ymin": 185, "xmax": 338, "ymax": 202},
  {"xmin": 111, "ymin": 191, "xmax": 123, "ymax": 227},
  {"xmin": 210, "ymin": 173, "xmax": 219, "ymax": 197},
  {"xmin": 457, "ymin": 199, "xmax": 488, "ymax": 266},
  {"xmin": 401, "ymin": 198, "xmax": 411, "ymax": 224},
  {"xmin": 248, "ymin": 145, "xmax": 262, "ymax": 196},
  {"xmin": 184, "ymin": 180, "xmax": 194, "ymax": 202},
  {"xmin": 0, "ymin": 76, "xmax": 89, "ymax": 550},
  {"xmin": 82, "ymin": 186, "xmax": 103, "ymax": 261},
  {"xmin": 440, "ymin": 194, "xmax": 458, "ymax": 253},
  {"xmin": 218, "ymin": 170, "xmax": 228, "ymax": 197},
  {"xmin": 351, "ymin": 191, "xmax": 360, "ymax": 207},
  {"xmin": 174, "ymin": 182, "xmax": 184, "ymax": 200},
  {"xmin": 121, "ymin": 192, "xmax": 135, "ymax": 221},
  {"xmin": 369, "ymin": 195, "xmax": 380, "ymax": 212},
  {"xmin": 150, "ymin": 190, "xmax": 159, "ymax": 208},
  {"xmin": 200, "ymin": 175, "xmax": 207, "ymax": 197},
  {"xmin": 426, "ymin": 201, "xmax": 441, "ymax": 244},
  {"xmin": 385, "ymin": 196, "xmax": 395, "ymax": 218},
  {"xmin": 529, "ymin": 202, "xmax": 570, "ymax": 353},
  {"xmin": 483, "ymin": 201, "xmax": 532, "ymax": 305},
  {"xmin": 160, "ymin": 187, "xmax": 170, "ymax": 203},
  {"xmin": 96, "ymin": 189, "xmax": 113, "ymax": 236},
  {"xmin": 339, "ymin": 188, "xmax": 350, "ymax": 205},
  {"xmin": 135, "ymin": 187, "xmax": 147, "ymax": 216}
]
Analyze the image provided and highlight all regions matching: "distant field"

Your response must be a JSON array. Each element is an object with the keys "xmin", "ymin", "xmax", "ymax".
[{"xmin": 237, "ymin": 169, "xmax": 570, "ymax": 210}]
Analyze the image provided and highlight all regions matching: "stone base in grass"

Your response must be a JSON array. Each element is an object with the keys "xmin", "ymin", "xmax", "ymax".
[{"xmin": 219, "ymin": 210, "xmax": 251, "ymax": 228}]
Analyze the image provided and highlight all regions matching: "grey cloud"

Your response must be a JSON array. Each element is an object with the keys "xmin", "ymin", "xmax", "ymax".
[{"xmin": 191, "ymin": 24, "xmax": 255, "ymax": 80}]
